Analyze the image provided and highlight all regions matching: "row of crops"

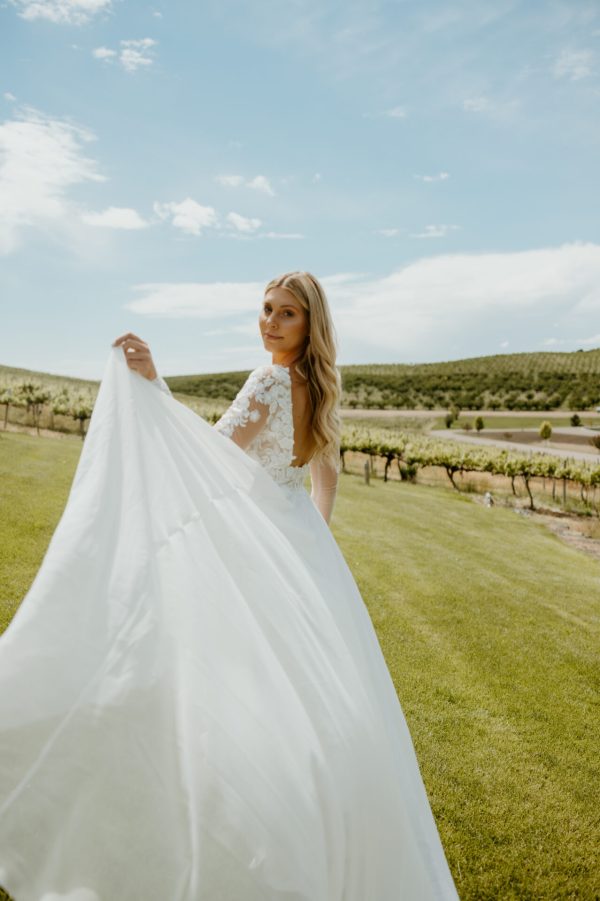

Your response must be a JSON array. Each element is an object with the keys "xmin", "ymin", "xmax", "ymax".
[
  {"xmin": 339, "ymin": 426, "xmax": 600, "ymax": 512},
  {"xmin": 3, "ymin": 346, "xmax": 600, "ymax": 412},
  {"xmin": 3, "ymin": 376, "xmax": 599, "ymax": 513},
  {"xmin": 149, "ymin": 349, "xmax": 600, "ymax": 411},
  {"xmin": 0, "ymin": 381, "xmax": 95, "ymax": 436}
]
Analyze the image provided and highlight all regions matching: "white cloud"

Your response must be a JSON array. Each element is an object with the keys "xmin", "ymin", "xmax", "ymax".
[
  {"xmin": 3, "ymin": 92, "xmax": 17, "ymax": 102},
  {"xmin": 152, "ymin": 10, "xmax": 162, "ymax": 17},
  {"xmin": 226, "ymin": 211, "xmax": 261, "ymax": 232},
  {"xmin": 93, "ymin": 38, "xmax": 157, "ymax": 72},
  {"xmin": 125, "ymin": 280, "xmax": 265, "ymax": 318},
  {"xmin": 152, "ymin": 198, "xmax": 218, "ymax": 235},
  {"xmin": 377, "ymin": 228, "xmax": 400, "ymax": 238},
  {"xmin": 10, "ymin": 0, "xmax": 112, "ymax": 25},
  {"xmin": 410, "ymin": 224, "xmax": 460, "ymax": 238},
  {"xmin": 122, "ymin": 245, "xmax": 600, "ymax": 362},
  {"xmin": 259, "ymin": 231, "xmax": 304, "ymax": 239},
  {"xmin": 246, "ymin": 174, "xmax": 275, "ymax": 196},
  {"xmin": 214, "ymin": 173, "xmax": 275, "ymax": 195},
  {"xmin": 414, "ymin": 171, "xmax": 449, "ymax": 182},
  {"xmin": 312, "ymin": 172, "xmax": 322, "ymax": 183},
  {"xmin": 554, "ymin": 48, "xmax": 595, "ymax": 81},
  {"xmin": 92, "ymin": 46, "xmax": 116, "ymax": 60},
  {"xmin": 0, "ymin": 105, "xmax": 105, "ymax": 254},
  {"xmin": 81, "ymin": 206, "xmax": 150, "ymax": 229},
  {"xmin": 326, "ymin": 242, "xmax": 600, "ymax": 356},
  {"xmin": 120, "ymin": 38, "xmax": 157, "ymax": 72}
]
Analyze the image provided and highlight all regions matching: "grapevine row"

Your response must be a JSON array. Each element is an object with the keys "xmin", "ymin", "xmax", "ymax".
[{"xmin": 340, "ymin": 426, "xmax": 600, "ymax": 510}]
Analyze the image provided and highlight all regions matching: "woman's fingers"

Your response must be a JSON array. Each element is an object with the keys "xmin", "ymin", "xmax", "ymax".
[
  {"xmin": 111, "ymin": 333, "xmax": 157, "ymax": 380},
  {"xmin": 112, "ymin": 332, "xmax": 148, "ymax": 347}
]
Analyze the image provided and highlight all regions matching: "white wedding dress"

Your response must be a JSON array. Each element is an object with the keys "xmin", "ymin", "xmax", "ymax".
[{"xmin": 0, "ymin": 346, "xmax": 459, "ymax": 901}]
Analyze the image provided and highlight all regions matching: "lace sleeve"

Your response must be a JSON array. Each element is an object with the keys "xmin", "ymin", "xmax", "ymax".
[
  {"xmin": 309, "ymin": 455, "xmax": 339, "ymax": 525},
  {"xmin": 151, "ymin": 376, "xmax": 172, "ymax": 397},
  {"xmin": 213, "ymin": 367, "xmax": 272, "ymax": 451}
]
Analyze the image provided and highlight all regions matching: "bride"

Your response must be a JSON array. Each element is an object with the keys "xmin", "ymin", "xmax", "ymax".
[{"xmin": 0, "ymin": 271, "xmax": 459, "ymax": 900}]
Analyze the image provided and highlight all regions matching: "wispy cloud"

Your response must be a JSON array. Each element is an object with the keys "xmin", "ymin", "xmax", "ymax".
[
  {"xmin": 215, "ymin": 174, "xmax": 244, "ymax": 187},
  {"xmin": 553, "ymin": 48, "xmax": 595, "ymax": 81},
  {"xmin": 215, "ymin": 173, "xmax": 275, "ymax": 196},
  {"xmin": 81, "ymin": 206, "xmax": 150, "ymax": 229},
  {"xmin": 10, "ymin": 0, "xmax": 112, "ymax": 25},
  {"xmin": 125, "ymin": 280, "xmax": 265, "ymax": 318},
  {"xmin": 376, "ymin": 228, "xmax": 401, "ymax": 238},
  {"xmin": 0, "ymin": 105, "xmax": 105, "ymax": 254},
  {"xmin": 258, "ymin": 231, "xmax": 304, "ymax": 240},
  {"xmin": 246, "ymin": 174, "xmax": 275, "ymax": 196},
  {"xmin": 3, "ymin": 92, "xmax": 17, "ymax": 103},
  {"xmin": 153, "ymin": 199, "xmax": 217, "ymax": 236},
  {"xmin": 364, "ymin": 105, "xmax": 408, "ymax": 120},
  {"xmin": 414, "ymin": 171, "xmax": 449, "ymax": 182},
  {"xmin": 123, "ymin": 244, "xmax": 600, "ymax": 363},
  {"xmin": 93, "ymin": 38, "xmax": 158, "ymax": 72},
  {"xmin": 226, "ymin": 211, "xmax": 261, "ymax": 233},
  {"xmin": 326, "ymin": 242, "xmax": 600, "ymax": 358},
  {"xmin": 409, "ymin": 224, "xmax": 460, "ymax": 239}
]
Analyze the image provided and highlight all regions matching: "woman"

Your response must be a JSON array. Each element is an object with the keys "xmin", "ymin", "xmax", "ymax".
[
  {"xmin": 118, "ymin": 271, "xmax": 341, "ymax": 527},
  {"xmin": 0, "ymin": 272, "xmax": 459, "ymax": 900}
]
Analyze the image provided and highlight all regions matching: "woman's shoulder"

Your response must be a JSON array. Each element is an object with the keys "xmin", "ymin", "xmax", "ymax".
[
  {"xmin": 246, "ymin": 363, "xmax": 290, "ymax": 387},
  {"xmin": 239, "ymin": 363, "xmax": 290, "ymax": 403}
]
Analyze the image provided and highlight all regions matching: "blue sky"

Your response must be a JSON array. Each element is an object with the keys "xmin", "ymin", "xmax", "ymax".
[{"xmin": 1, "ymin": 0, "xmax": 600, "ymax": 379}]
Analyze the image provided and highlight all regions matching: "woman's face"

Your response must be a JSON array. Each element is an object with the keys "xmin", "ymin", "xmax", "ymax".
[{"xmin": 259, "ymin": 287, "xmax": 309, "ymax": 356}]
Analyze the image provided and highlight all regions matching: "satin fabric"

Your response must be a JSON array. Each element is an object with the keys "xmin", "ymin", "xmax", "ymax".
[{"xmin": 0, "ymin": 345, "xmax": 459, "ymax": 900}]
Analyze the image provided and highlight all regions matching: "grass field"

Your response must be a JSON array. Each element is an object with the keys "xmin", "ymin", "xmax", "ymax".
[{"xmin": 1, "ymin": 429, "xmax": 599, "ymax": 899}]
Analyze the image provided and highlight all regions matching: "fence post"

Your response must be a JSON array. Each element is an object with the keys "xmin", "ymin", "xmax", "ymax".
[{"xmin": 364, "ymin": 459, "xmax": 370, "ymax": 485}]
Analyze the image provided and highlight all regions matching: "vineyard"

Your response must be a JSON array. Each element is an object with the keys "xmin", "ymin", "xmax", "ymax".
[
  {"xmin": 2, "ymin": 350, "xmax": 600, "ymax": 514},
  {"xmin": 166, "ymin": 347, "xmax": 600, "ymax": 411},
  {"xmin": 339, "ymin": 426, "xmax": 600, "ymax": 513},
  {"xmin": 3, "ymin": 345, "xmax": 600, "ymax": 413}
]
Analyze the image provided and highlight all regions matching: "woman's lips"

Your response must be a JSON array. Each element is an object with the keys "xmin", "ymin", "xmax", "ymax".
[{"xmin": 265, "ymin": 333, "xmax": 283, "ymax": 339}]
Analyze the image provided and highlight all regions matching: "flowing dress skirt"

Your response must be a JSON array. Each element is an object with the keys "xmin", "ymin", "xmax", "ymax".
[{"xmin": 0, "ymin": 346, "xmax": 459, "ymax": 900}]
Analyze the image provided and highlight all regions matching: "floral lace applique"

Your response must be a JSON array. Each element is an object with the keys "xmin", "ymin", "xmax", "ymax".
[{"xmin": 215, "ymin": 364, "xmax": 309, "ymax": 490}]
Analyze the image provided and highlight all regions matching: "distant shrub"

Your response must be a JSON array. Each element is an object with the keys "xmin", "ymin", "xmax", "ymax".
[
  {"xmin": 540, "ymin": 421, "xmax": 552, "ymax": 441},
  {"xmin": 570, "ymin": 414, "xmax": 581, "ymax": 427},
  {"xmin": 475, "ymin": 416, "xmax": 484, "ymax": 432}
]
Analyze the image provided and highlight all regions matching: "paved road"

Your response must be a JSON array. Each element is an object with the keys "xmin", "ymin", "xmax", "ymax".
[
  {"xmin": 427, "ymin": 429, "xmax": 600, "ymax": 462},
  {"xmin": 341, "ymin": 408, "xmax": 600, "ymax": 420}
]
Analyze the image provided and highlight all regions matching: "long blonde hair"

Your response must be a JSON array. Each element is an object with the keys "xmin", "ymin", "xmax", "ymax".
[{"xmin": 264, "ymin": 271, "xmax": 342, "ymax": 469}]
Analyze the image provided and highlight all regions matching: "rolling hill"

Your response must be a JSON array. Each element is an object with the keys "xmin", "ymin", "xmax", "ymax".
[{"xmin": 2, "ymin": 347, "xmax": 600, "ymax": 411}]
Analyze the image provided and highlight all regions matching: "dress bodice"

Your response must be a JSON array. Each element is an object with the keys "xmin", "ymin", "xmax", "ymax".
[{"xmin": 213, "ymin": 364, "xmax": 310, "ymax": 491}]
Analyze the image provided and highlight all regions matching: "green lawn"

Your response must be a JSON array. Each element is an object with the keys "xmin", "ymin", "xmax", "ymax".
[{"xmin": 1, "ymin": 429, "xmax": 599, "ymax": 900}]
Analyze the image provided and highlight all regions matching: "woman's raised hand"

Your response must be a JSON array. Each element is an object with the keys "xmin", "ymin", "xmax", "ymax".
[{"xmin": 112, "ymin": 333, "xmax": 158, "ymax": 381}]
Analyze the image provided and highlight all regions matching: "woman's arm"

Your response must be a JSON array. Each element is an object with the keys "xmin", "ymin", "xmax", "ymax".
[
  {"xmin": 309, "ymin": 456, "xmax": 339, "ymax": 525},
  {"xmin": 213, "ymin": 368, "xmax": 271, "ymax": 451}
]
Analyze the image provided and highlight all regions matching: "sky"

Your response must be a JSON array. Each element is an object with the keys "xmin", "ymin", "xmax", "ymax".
[{"xmin": 1, "ymin": 0, "xmax": 600, "ymax": 380}]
